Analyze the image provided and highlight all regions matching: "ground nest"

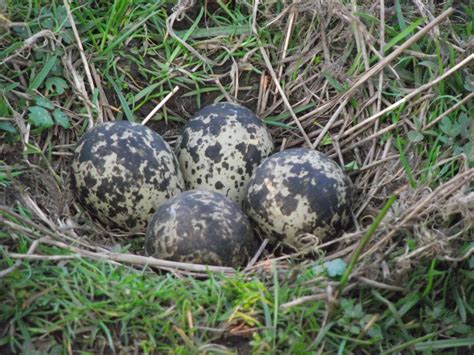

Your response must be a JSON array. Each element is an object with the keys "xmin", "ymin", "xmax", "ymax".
[{"xmin": 0, "ymin": 0, "xmax": 473, "ymax": 352}]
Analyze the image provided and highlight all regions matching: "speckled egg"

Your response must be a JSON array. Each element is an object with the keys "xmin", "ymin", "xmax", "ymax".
[
  {"xmin": 145, "ymin": 190, "xmax": 256, "ymax": 267},
  {"xmin": 70, "ymin": 121, "xmax": 185, "ymax": 231},
  {"xmin": 244, "ymin": 148, "xmax": 352, "ymax": 248},
  {"xmin": 176, "ymin": 102, "xmax": 274, "ymax": 205}
]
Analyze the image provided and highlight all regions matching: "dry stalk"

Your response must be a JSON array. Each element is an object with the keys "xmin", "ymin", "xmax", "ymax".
[
  {"xmin": 341, "ymin": 53, "xmax": 473, "ymax": 138},
  {"xmin": 363, "ymin": 169, "xmax": 474, "ymax": 258},
  {"xmin": 423, "ymin": 93, "xmax": 474, "ymax": 130},
  {"xmin": 63, "ymin": 0, "xmax": 97, "ymax": 126},
  {"xmin": 0, "ymin": 237, "xmax": 47, "ymax": 278},
  {"xmin": 298, "ymin": 8, "xmax": 454, "ymax": 122},
  {"xmin": 142, "ymin": 86, "xmax": 180, "ymax": 125},
  {"xmin": 252, "ymin": 1, "xmax": 313, "ymax": 148}
]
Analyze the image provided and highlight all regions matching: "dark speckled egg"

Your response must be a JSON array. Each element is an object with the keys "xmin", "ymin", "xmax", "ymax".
[
  {"xmin": 145, "ymin": 190, "xmax": 256, "ymax": 267},
  {"xmin": 176, "ymin": 102, "xmax": 274, "ymax": 205},
  {"xmin": 244, "ymin": 148, "xmax": 352, "ymax": 248},
  {"xmin": 70, "ymin": 121, "xmax": 185, "ymax": 231}
]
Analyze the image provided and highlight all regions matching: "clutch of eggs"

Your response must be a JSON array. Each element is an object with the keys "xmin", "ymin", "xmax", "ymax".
[
  {"xmin": 70, "ymin": 121, "xmax": 185, "ymax": 231},
  {"xmin": 145, "ymin": 190, "xmax": 256, "ymax": 267},
  {"xmin": 244, "ymin": 148, "xmax": 353, "ymax": 248},
  {"xmin": 175, "ymin": 102, "xmax": 274, "ymax": 205}
]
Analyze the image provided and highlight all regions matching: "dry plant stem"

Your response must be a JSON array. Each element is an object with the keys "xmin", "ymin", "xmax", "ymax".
[
  {"xmin": 257, "ymin": 44, "xmax": 313, "ymax": 148},
  {"xmin": 0, "ymin": 237, "xmax": 45, "ymax": 278},
  {"xmin": 41, "ymin": 238, "xmax": 236, "ymax": 274},
  {"xmin": 299, "ymin": 7, "xmax": 454, "ymax": 122},
  {"xmin": 245, "ymin": 239, "xmax": 269, "ymax": 269},
  {"xmin": 0, "ymin": 30, "xmax": 56, "ymax": 65},
  {"xmin": 0, "ymin": 205, "xmax": 107, "ymax": 252},
  {"xmin": 313, "ymin": 98, "xmax": 348, "ymax": 148},
  {"xmin": 364, "ymin": 169, "xmax": 474, "ymax": 258},
  {"xmin": 251, "ymin": 0, "xmax": 313, "ymax": 148},
  {"xmin": 276, "ymin": 8, "xmax": 296, "ymax": 83},
  {"xmin": 444, "ymin": 247, "xmax": 474, "ymax": 263},
  {"xmin": 90, "ymin": 63, "xmax": 111, "ymax": 123},
  {"xmin": 342, "ymin": 53, "xmax": 473, "ymax": 138},
  {"xmin": 355, "ymin": 138, "xmax": 393, "ymax": 218},
  {"xmin": 358, "ymin": 314, "xmax": 380, "ymax": 340},
  {"xmin": 357, "ymin": 276, "xmax": 404, "ymax": 292},
  {"xmin": 423, "ymin": 93, "xmax": 474, "ymax": 130},
  {"xmin": 338, "ymin": 7, "xmax": 453, "ymax": 105},
  {"xmin": 335, "ymin": 120, "xmax": 399, "ymax": 157},
  {"xmin": 63, "ymin": 0, "xmax": 96, "ymax": 112},
  {"xmin": 349, "ymin": 154, "xmax": 399, "ymax": 176},
  {"xmin": 9, "ymin": 253, "xmax": 80, "ymax": 261},
  {"xmin": 368, "ymin": 0, "xmax": 386, "ymax": 164},
  {"xmin": 142, "ymin": 86, "xmax": 180, "ymax": 125},
  {"xmin": 280, "ymin": 294, "xmax": 326, "ymax": 309}
]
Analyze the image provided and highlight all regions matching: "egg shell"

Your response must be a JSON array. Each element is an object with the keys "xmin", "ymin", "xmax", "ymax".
[
  {"xmin": 145, "ymin": 190, "xmax": 256, "ymax": 267},
  {"xmin": 244, "ymin": 148, "xmax": 352, "ymax": 248},
  {"xmin": 70, "ymin": 121, "xmax": 185, "ymax": 231},
  {"xmin": 176, "ymin": 102, "xmax": 274, "ymax": 205}
]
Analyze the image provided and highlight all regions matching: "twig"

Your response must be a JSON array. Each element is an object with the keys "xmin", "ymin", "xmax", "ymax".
[
  {"xmin": 423, "ymin": 93, "xmax": 473, "ymax": 130},
  {"xmin": 363, "ymin": 169, "xmax": 474, "ymax": 257},
  {"xmin": 0, "ymin": 237, "xmax": 46, "ymax": 278},
  {"xmin": 280, "ymin": 294, "xmax": 326, "ymax": 309},
  {"xmin": 8, "ymin": 253, "xmax": 80, "ymax": 261},
  {"xmin": 41, "ymin": 239, "xmax": 236, "ymax": 274},
  {"xmin": 313, "ymin": 98, "xmax": 348, "ymax": 148},
  {"xmin": 245, "ymin": 239, "xmax": 269, "ymax": 269},
  {"xmin": 342, "ymin": 53, "xmax": 474, "ymax": 138},
  {"xmin": 252, "ymin": 1, "xmax": 313, "ymax": 148},
  {"xmin": 298, "ymin": 8, "xmax": 454, "ymax": 121},
  {"xmin": 349, "ymin": 154, "xmax": 399, "ymax": 176},
  {"xmin": 357, "ymin": 276, "xmax": 404, "ymax": 292},
  {"xmin": 63, "ymin": 0, "xmax": 95, "ymax": 102},
  {"xmin": 142, "ymin": 86, "xmax": 180, "ymax": 125}
]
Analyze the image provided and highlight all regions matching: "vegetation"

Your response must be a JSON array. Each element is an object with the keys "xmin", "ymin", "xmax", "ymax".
[{"xmin": 1, "ymin": 0, "xmax": 472, "ymax": 353}]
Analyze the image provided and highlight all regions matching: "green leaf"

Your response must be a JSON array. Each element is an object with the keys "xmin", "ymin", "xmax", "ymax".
[
  {"xmin": 0, "ymin": 97, "xmax": 10, "ymax": 116},
  {"xmin": 52, "ymin": 109, "xmax": 70, "ymax": 129},
  {"xmin": 344, "ymin": 161, "xmax": 359, "ymax": 171},
  {"xmin": 106, "ymin": 74, "xmax": 135, "ymax": 122},
  {"xmin": 45, "ymin": 77, "xmax": 68, "ymax": 95},
  {"xmin": 407, "ymin": 130, "xmax": 424, "ymax": 143},
  {"xmin": 0, "ymin": 121, "xmax": 16, "ymax": 133},
  {"xmin": 414, "ymin": 337, "xmax": 474, "ymax": 351},
  {"xmin": 419, "ymin": 60, "xmax": 438, "ymax": 73},
  {"xmin": 175, "ymin": 24, "xmax": 252, "ymax": 40},
  {"xmin": 324, "ymin": 259, "xmax": 347, "ymax": 277},
  {"xmin": 383, "ymin": 18, "xmax": 424, "ymax": 53},
  {"xmin": 367, "ymin": 324, "xmax": 383, "ymax": 339},
  {"xmin": 323, "ymin": 71, "xmax": 345, "ymax": 93},
  {"xmin": 34, "ymin": 96, "xmax": 55, "ymax": 110},
  {"xmin": 29, "ymin": 55, "xmax": 58, "ymax": 92},
  {"xmin": 28, "ymin": 106, "xmax": 54, "ymax": 128},
  {"xmin": 439, "ymin": 116, "xmax": 452, "ymax": 135}
]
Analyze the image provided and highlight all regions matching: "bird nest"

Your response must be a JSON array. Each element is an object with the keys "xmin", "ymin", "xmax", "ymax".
[{"xmin": 1, "ymin": 1, "xmax": 472, "ymax": 293}]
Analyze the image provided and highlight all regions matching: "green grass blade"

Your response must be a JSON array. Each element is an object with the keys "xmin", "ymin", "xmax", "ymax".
[
  {"xmin": 338, "ymin": 195, "xmax": 397, "ymax": 294},
  {"xmin": 29, "ymin": 55, "xmax": 58, "ymax": 92},
  {"xmin": 414, "ymin": 337, "xmax": 474, "ymax": 351},
  {"xmin": 106, "ymin": 74, "xmax": 135, "ymax": 122}
]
